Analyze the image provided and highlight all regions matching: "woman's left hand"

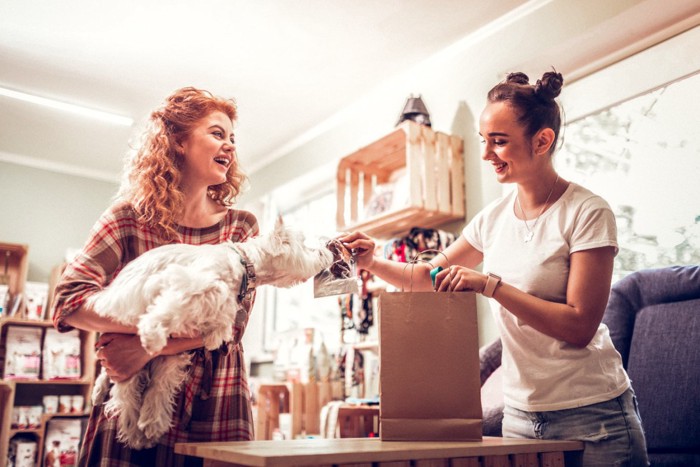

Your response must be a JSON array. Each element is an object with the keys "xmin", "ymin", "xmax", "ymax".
[
  {"xmin": 95, "ymin": 333, "xmax": 153, "ymax": 383},
  {"xmin": 434, "ymin": 265, "xmax": 486, "ymax": 293}
]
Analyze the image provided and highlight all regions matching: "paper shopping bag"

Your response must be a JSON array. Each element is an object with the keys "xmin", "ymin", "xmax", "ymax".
[{"xmin": 379, "ymin": 291, "xmax": 482, "ymax": 441}]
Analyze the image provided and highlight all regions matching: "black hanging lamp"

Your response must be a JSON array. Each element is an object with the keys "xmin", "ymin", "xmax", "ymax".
[{"xmin": 396, "ymin": 94, "xmax": 431, "ymax": 127}]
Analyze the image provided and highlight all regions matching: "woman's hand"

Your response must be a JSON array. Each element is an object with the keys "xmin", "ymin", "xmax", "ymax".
[
  {"xmin": 339, "ymin": 231, "xmax": 376, "ymax": 271},
  {"xmin": 434, "ymin": 265, "xmax": 487, "ymax": 293},
  {"xmin": 95, "ymin": 333, "xmax": 153, "ymax": 383}
]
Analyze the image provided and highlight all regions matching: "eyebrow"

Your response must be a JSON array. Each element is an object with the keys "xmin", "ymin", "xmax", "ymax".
[{"xmin": 480, "ymin": 131, "xmax": 509, "ymax": 137}]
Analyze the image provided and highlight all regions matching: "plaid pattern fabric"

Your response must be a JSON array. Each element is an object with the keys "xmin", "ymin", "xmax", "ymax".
[{"xmin": 51, "ymin": 201, "xmax": 259, "ymax": 467}]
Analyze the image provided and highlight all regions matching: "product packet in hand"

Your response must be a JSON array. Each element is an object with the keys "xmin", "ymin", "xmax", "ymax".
[{"xmin": 314, "ymin": 239, "xmax": 360, "ymax": 298}]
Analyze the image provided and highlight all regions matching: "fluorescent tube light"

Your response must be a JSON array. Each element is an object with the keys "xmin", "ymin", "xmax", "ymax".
[{"xmin": 0, "ymin": 86, "xmax": 134, "ymax": 127}]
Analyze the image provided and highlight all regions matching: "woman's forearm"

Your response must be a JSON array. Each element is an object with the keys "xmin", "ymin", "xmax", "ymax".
[
  {"xmin": 368, "ymin": 256, "xmax": 434, "ymax": 291},
  {"xmin": 63, "ymin": 304, "xmax": 138, "ymax": 334}
]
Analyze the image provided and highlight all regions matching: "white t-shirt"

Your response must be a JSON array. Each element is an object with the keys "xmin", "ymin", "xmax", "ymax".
[{"xmin": 463, "ymin": 182, "xmax": 629, "ymax": 411}]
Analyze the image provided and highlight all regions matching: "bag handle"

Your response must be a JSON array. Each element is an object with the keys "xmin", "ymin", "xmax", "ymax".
[{"xmin": 401, "ymin": 249, "xmax": 452, "ymax": 292}]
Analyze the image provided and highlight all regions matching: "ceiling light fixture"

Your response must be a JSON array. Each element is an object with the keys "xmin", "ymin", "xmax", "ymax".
[{"xmin": 0, "ymin": 86, "xmax": 134, "ymax": 127}]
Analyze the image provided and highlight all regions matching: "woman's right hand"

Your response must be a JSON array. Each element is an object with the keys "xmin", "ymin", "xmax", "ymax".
[
  {"xmin": 95, "ymin": 333, "xmax": 153, "ymax": 383},
  {"xmin": 339, "ymin": 231, "xmax": 376, "ymax": 271}
]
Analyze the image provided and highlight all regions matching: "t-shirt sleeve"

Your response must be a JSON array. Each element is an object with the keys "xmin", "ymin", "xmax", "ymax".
[
  {"xmin": 570, "ymin": 196, "xmax": 619, "ymax": 255},
  {"xmin": 51, "ymin": 206, "xmax": 126, "ymax": 332}
]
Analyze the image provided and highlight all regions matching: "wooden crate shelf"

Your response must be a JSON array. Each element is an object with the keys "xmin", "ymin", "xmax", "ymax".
[{"xmin": 336, "ymin": 121, "xmax": 465, "ymax": 239}]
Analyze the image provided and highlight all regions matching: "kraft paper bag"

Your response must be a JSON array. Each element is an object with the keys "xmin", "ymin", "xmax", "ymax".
[{"xmin": 379, "ymin": 291, "xmax": 482, "ymax": 441}]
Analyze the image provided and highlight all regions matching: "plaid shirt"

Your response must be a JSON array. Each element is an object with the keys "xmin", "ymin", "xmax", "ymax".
[{"xmin": 52, "ymin": 201, "xmax": 259, "ymax": 467}]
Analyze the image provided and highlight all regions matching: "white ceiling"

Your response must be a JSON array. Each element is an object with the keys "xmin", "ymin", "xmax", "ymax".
[{"xmin": 0, "ymin": 0, "xmax": 529, "ymax": 182}]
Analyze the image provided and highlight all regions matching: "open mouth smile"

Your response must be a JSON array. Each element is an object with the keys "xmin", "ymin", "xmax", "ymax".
[
  {"xmin": 494, "ymin": 162, "xmax": 507, "ymax": 173},
  {"xmin": 214, "ymin": 156, "xmax": 231, "ymax": 168}
]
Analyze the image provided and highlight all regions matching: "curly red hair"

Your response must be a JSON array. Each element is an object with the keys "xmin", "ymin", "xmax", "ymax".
[{"xmin": 117, "ymin": 87, "xmax": 247, "ymax": 241}]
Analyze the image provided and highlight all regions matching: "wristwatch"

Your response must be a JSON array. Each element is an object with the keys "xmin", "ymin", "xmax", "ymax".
[{"xmin": 482, "ymin": 272, "xmax": 501, "ymax": 298}]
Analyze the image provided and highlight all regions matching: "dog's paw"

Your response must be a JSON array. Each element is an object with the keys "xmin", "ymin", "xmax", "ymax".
[
  {"xmin": 117, "ymin": 428, "xmax": 155, "ymax": 450},
  {"xmin": 202, "ymin": 333, "xmax": 224, "ymax": 350},
  {"xmin": 139, "ymin": 327, "xmax": 168, "ymax": 354},
  {"xmin": 140, "ymin": 417, "xmax": 171, "ymax": 443}
]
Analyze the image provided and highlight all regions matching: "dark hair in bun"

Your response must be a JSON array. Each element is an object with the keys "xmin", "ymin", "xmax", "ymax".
[
  {"xmin": 488, "ymin": 69, "xmax": 564, "ymax": 154},
  {"xmin": 535, "ymin": 71, "xmax": 564, "ymax": 101}
]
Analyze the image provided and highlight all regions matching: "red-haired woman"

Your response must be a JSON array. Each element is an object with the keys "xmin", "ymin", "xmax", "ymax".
[{"xmin": 52, "ymin": 87, "xmax": 258, "ymax": 466}]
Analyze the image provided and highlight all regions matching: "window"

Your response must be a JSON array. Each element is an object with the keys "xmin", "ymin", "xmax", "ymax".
[
  {"xmin": 269, "ymin": 190, "xmax": 344, "ymax": 354},
  {"xmin": 557, "ymin": 26, "xmax": 700, "ymax": 281},
  {"xmin": 241, "ymin": 184, "xmax": 348, "ymax": 361}
]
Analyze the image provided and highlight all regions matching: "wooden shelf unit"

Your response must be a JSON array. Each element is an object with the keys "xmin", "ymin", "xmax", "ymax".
[
  {"xmin": 0, "ymin": 241, "xmax": 96, "ymax": 467},
  {"xmin": 336, "ymin": 121, "xmax": 465, "ymax": 239},
  {"xmin": 1, "ymin": 321, "xmax": 96, "ymax": 467}
]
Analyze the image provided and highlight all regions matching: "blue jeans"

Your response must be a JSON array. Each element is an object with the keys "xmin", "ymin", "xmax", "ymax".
[{"xmin": 502, "ymin": 388, "xmax": 649, "ymax": 466}]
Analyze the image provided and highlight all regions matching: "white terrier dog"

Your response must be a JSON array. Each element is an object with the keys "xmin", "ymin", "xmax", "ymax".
[{"xmin": 88, "ymin": 220, "xmax": 334, "ymax": 449}]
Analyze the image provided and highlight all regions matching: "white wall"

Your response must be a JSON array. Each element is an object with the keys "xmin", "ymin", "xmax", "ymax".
[{"xmin": 0, "ymin": 161, "xmax": 118, "ymax": 281}]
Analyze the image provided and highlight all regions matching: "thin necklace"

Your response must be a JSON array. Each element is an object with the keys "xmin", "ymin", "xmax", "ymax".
[{"xmin": 516, "ymin": 174, "xmax": 559, "ymax": 243}]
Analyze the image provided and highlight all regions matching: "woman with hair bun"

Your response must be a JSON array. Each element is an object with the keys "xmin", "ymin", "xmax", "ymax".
[
  {"xmin": 52, "ymin": 87, "xmax": 259, "ymax": 466},
  {"xmin": 342, "ymin": 70, "xmax": 649, "ymax": 465}
]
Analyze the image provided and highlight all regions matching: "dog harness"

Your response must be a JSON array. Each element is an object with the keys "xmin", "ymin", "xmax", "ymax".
[{"xmin": 229, "ymin": 244, "xmax": 257, "ymax": 303}]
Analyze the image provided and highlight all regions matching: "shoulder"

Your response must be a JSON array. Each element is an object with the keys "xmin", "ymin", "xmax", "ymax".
[
  {"xmin": 562, "ymin": 183, "xmax": 618, "ymax": 251},
  {"xmin": 91, "ymin": 201, "xmax": 157, "ymax": 238},
  {"xmin": 90, "ymin": 201, "xmax": 140, "ymax": 234},
  {"xmin": 565, "ymin": 182, "xmax": 613, "ymax": 212},
  {"xmin": 224, "ymin": 208, "xmax": 260, "ymax": 241},
  {"xmin": 102, "ymin": 200, "xmax": 139, "ymax": 221}
]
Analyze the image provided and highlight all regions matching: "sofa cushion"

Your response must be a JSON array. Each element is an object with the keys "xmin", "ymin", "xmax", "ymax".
[
  {"xmin": 481, "ymin": 365, "xmax": 503, "ymax": 437},
  {"xmin": 479, "ymin": 339, "xmax": 504, "ymax": 437},
  {"xmin": 627, "ymin": 299, "xmax": 700, "ymax": 452},
  {"xmin": 604, "ymin": 265, "xmax": 700, "ymax": 367}
]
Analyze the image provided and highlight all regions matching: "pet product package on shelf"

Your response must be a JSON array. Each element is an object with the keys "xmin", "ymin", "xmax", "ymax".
[
  {"xmin": 11, "ymin": 405, "xmax": 43, "ymax": 429},
  {"xmin": 42, "ymin": 328, "xmax": 82, "ymax": 380},
  {"xmin": 379, "ymin": 288, "xmax": 482, "ymax": 441},
  {"xmin": 43, "ymin": 395, "xmax": 59, "ymax": 414},
  {"xmin": 2, "ymin": 326, "xmax": 42, "ymax": 380},
  {"xmin": 23, "ymin": 281, "xmax": 49, "ymax": 320},
  {"xmin": 7, "ymin": 437, "xmax": 37, "ymax": 467},
  {"xmin": 314, "ymin": 239, "xmax": 359, "ymax": 298},
  {"xmin": 44, "ymin": 417, "xmax": 84, "ymax": 467}
]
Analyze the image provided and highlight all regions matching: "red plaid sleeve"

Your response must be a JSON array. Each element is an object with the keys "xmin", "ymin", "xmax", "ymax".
[{"xmin": 51, "ymin": 203, "xmax": 145, "ymax": 332}]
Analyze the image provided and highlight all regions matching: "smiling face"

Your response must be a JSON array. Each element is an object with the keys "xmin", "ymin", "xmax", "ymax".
[
  {"xmin": 479, "ymin": 101, "xmax": 543, "ymax": 185},
  {"xmin": 179, "ymin": 110, "xmax": 236, "ymax": 187}
]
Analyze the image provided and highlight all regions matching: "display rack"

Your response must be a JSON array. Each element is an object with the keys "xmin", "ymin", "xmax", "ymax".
[{"xmin": 0, "ymin": 242, "xmax": 96, "ymax": 467}]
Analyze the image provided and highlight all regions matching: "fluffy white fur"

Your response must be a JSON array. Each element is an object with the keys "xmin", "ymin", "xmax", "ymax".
[{"xmin": 88, "ymin": 220, "xmax": 333, "ymax": 449}]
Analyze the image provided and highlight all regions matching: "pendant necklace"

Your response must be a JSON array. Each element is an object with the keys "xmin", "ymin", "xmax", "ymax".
[{"xmin": 516, "ymin": 175, "xmax": 559, "ymax": 243}]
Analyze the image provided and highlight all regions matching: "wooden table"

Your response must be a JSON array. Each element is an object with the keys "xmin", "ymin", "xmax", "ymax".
[{"xmin": 175, "ymin": 437, "xmax": 583, "ymax": 467}]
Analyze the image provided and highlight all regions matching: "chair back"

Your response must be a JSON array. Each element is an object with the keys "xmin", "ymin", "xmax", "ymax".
[{"xmin": 603, "ymin": 265, "xmax": 700, "ymax": 464}]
